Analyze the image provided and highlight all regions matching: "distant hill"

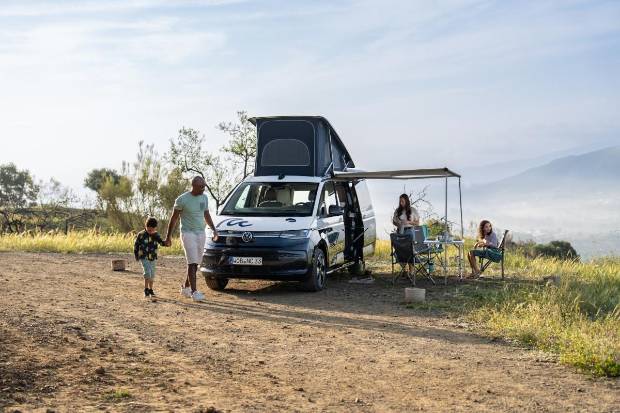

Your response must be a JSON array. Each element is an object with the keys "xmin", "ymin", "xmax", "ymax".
[
  {"xmin": 460, "ymin": 141, "xmax": 620, "ymax": 186},
  {"xmin": 465, "ymin": 146, "xmax": 620, "ymax": 257},
  {"xmin": 470, "ymin": 146, "xmax": 620, "ymax": 197}
]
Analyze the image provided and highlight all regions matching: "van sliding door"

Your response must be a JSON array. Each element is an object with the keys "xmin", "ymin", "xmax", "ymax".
[
  {"xmin": 317, "ymin": 181, "xmax": 346, "ymax": 267},
  {"xmin": 352, "ymin": 180, "xmax": 376, "ymax": 257}
]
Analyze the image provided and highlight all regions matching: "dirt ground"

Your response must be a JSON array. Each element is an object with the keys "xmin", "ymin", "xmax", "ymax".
[{"xmin": 0, "ymin": 252, "xmax": 618, "ymax": 413}]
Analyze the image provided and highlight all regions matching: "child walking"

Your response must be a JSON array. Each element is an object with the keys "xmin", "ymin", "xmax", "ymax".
[{"xmin": 134, "ymin": 217, "xmax": 166, "ymax": 298}]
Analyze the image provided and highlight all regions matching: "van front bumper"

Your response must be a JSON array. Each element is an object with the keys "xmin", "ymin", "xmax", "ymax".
[{"xmin": 200, "ymin": 238, "xmax": 312, "ymax": 281}]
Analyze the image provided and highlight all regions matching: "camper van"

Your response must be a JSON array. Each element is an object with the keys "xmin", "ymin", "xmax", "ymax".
[{"xmin": 200, "ymin": 116, "xmax": 376, "ymax": 291}]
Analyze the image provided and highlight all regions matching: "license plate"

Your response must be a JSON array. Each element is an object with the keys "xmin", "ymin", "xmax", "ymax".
[{"xmin": 230, "ymin": 256, "xmax": 262, "ymax": 266}]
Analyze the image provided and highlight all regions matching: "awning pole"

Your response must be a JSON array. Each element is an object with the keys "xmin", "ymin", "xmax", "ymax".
[
  {"xmin": 459, "ymin": 177, "xmax": 464, "ymax": 240},
  {"xmin": 444, "ymin": 174, "xmax": 448, "ymax": 237}
]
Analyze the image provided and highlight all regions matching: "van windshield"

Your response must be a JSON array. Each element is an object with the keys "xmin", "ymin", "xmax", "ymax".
[{"xmin": 221, "ymin": 182, "xmax": 319, "ymax": 216}]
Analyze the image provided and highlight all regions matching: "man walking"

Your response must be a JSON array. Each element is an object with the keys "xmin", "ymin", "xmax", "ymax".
[{"xmin": 164, "ymin": 176, "xmax": 219, "ymax": 301}]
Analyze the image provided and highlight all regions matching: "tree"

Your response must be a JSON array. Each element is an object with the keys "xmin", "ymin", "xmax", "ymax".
[
  {"xmin": 84, "ymin": 168, "xmax": 121, "ymax": 192},
  {"xmin": 0, "ymin": 163, "xmax": 39, "ymax": 208},
  {"xmin": 30, "ymin": 178, "xmax": 90, "ymax": 232},
  {"xmin": 159, "ymin": 168, "xmax": 188, "ymax": 212},
  {"xmin": 217, "ymin": 110, "xmax": 257, "ymax": 178},
  {"xmin": 0, "ymin": 164, "xmax": 39, "ymax": 233},
  {"xmin": 98, "ymin": 175, "xmax": 136, "ymax": 231},
  {"xmin": 168, "ymin": 127, "xmax": 213, "ymax": 178},
  {"xmin": 132, "ymin": 141, "xmax": 164, "ymax": 217},
  {"xmin": 168, "ymin": 127, "xmax": 230, "ymax": 209},
  {"xmin": 38, "ymin": 178, "xmax": 78, "ymax": 208},
  {"xmin": 405, "ymin": 185, "xmax": 433, "ymax": 219},
  {"xmin": 94, "ymin": 142, "xmax": 167, "ymax": 232},
  {"xmin": 203, "ymin": 155, "xmax": 235, "ymax": 210}
]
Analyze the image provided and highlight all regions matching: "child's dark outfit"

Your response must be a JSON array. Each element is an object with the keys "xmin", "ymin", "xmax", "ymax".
[{"xmin": 134, "ymin": 230, "xmax": 165, "ymax": 296}]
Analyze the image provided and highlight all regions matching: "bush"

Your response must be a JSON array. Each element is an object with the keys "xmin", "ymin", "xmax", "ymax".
[
  {"xmin": 512, "ymin": 240, "xmax": 579, "ymax": 261},
  {"xmin": 534, "ymin": 240, "xmax": 579, "ymax": 261}
]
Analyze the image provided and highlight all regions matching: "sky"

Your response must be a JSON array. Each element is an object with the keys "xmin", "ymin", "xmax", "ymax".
[{"xmin": 1, "ymin": 0, "xmax": 619, "ymax": 194}]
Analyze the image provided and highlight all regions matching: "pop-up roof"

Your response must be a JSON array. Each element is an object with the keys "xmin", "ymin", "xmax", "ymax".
[{"xmin": 249, "ymin": 116, "xmax": 355, "ymax": 177}]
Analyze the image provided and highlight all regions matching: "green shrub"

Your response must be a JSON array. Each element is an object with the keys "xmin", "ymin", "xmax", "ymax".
[
  {"xmin": 512, "ymin": 240, "xmax": 579, "ymax": 261},
  {"xmin": 534, "ymin": 240, "xmax": 579, "ymax": 261}
]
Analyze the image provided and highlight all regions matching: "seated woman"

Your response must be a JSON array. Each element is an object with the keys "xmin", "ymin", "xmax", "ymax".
[
  {"xmin": 467, "ymin": 220, "xmax": 498, "ymax": 277},
  {"xmin": 392, "ymin": 193, "xmax": 420, "ymax": 235}
]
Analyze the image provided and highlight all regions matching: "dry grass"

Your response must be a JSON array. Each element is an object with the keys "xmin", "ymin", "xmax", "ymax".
[
  {"xmin": 374, "ymin": 238, "xmax": 620, "ymax": 376},
  {"xmin": 0, "ymin": 230, "xmax": 184, "ymax": 255}
]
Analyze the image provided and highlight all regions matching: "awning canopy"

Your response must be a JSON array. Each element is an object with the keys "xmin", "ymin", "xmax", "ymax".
[
  {"xmin": 332, "ymin": 167, "xmax": 460, "ymax": 181},
  {"xmin": 332, "ymin": 166, "xmax": 465, "ymax": 254}
]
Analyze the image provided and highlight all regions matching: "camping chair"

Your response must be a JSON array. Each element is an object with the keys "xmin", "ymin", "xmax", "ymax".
[
  {"xmin": 390, "ymin": 231, "xmax": 435, "ymax": 286},
  {"xmin": 418, "ymin": 224, "xmax": 443, "ymax": 275},
  {"xmin": 478, "ymin": 229, "xmax": 509, "ymax": 279},
  {"xmin": 412, "ymin": 226, "xmax": 437, "ymax": 285}
]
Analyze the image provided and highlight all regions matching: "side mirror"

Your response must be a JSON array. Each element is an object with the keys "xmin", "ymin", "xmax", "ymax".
[{"xmin": 328, "ymin": 205, "xmax": 344, "ymax": 216}]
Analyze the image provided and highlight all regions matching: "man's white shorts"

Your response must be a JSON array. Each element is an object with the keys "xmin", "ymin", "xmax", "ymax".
[{"xmin": 181, "ymin": 231, "xmax": 207, "ymax": 265}]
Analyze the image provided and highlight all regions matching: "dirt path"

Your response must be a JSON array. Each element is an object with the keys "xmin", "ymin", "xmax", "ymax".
[{"xmin": 0, "ymin": 252, "xmax": 617, "ymax": 412}]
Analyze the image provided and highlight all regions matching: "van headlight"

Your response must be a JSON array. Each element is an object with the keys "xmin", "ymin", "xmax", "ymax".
[{"xmin": 279, "ymin": 229, "xmax": 311, "ymax": 239}]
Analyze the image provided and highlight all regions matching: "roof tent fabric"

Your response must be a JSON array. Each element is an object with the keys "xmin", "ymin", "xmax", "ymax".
[
  {"xmin": 250, "ymin": 116, "xmax": 355, "ymax": 177},
  {"xmin": 332, "ymin": 168, "xmax": 461, "ymax": 181}
]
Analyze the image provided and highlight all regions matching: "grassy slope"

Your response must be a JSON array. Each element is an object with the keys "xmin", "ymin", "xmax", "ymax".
[
  {"xmin": 0, "ymin": 231, "xmax": 185, "ymax": 255},
  {"xmin": 374, "ymin": 239, "xmax": 620, "ymax": 377},
  {"xmin": 1, "ymin": 233, "xmax": 618, "ymax": 376}
]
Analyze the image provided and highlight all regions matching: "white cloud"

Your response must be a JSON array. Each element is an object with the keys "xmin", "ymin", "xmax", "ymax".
[
  {"xmin": 0, "ymin": 0, "xmax": 618, "ymax": 202},
  {"xmin": 0, "ymin": 0, "xmax": 246, "ymax": 17}
]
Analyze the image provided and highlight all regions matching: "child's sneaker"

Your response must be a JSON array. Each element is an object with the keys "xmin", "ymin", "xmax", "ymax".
[
  {"xmin": 144, "ymin": 288, "xmax": 150, "ymax": 298},
  {"xmin": 180, "ymin": 286, "xmax": 192, "ymax": 298},
  {"xmin": 148, "ymin": 289, "xmax": 156, "ymax": 296},
  {"xmin": 191, "ymin": 291, "xmax": 205, "ymax": 301}
]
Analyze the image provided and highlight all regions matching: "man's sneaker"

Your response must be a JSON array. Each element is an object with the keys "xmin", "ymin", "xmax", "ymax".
[
  {"xmin": 148, "ymin": 289, "xmax": 156, "ymax": 296},
  {"xmin": 191, "ymin": 291, "xmax": 205, "ymax": 301},
  {"xmin": 180, "ymin": 286, "xmax": 192, "ymax": 298},
  {"xmin": 144, "ymin": 288, "xmax": 150, "ymax": 297}
]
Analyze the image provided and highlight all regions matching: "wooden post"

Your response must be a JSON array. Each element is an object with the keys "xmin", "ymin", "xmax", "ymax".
[{"xmin": 501, "ymin": 255, "xmax": 505, "ymax": 280}]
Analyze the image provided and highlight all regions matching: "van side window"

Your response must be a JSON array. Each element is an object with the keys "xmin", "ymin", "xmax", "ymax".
[
  {"xmin": 354, "ymin": 180, "xmax": 373, "ymax": 212},
  {"xmin": 334, "ymin": 182, "xmax": 350, "ymax": 208},
  {"xmin": 319, "ymin": 182, "xmax": 338, "ymax": 217}
]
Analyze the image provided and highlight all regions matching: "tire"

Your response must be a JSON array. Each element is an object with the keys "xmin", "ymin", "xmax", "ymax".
[
  {"xmin": 204, "ymin": 275, "xmax": 229, "ymax": 291},
  {"xmin": 302, "ymin": 248, "xmax": 327, "ymax": 292},
  {"xmin": 348, "ymin": 260, "xmax": 365, "ymax": 276}
]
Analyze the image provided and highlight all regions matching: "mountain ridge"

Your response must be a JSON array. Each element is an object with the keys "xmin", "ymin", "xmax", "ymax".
[{"xmin": 470, "ymin": 145, "xmax": 620, "ymax": 196}]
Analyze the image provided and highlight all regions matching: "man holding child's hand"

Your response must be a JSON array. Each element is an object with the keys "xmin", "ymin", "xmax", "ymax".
[{"xmin": 164, "ymin": 176, "xmax": 219, "ymax": 302}]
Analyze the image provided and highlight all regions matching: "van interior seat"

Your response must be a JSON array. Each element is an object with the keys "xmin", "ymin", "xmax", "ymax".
[{"xmin": 276, "ymin": 188, "xmax": 292, "ymax": 205}]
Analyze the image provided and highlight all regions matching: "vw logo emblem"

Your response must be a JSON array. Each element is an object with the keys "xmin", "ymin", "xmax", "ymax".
[{"xmin": 241, "ymin": 231, "xmax": 253, "ymax": 243}]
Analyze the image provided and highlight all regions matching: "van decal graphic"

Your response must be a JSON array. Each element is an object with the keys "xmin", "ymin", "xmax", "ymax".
[{"xmin": 217, "ymin": 218, "xmax": 253, "ymax": 228}]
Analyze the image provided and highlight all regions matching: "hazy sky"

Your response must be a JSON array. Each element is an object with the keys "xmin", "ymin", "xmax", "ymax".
[{"xmin": 1, "ymin": 0, "xmax": 619, "ymax": 192}]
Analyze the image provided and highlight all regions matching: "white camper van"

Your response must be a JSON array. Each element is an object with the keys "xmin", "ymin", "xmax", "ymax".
[{"xmin": 200, "ymin": 116, "xmax": 376, "ymax": 291}]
